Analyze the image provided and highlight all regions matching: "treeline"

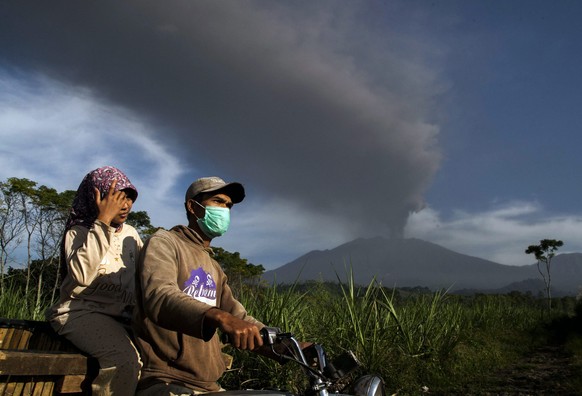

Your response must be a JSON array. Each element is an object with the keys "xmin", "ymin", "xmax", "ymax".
[
  {"xmin": 0, "ymin": 178, "xmax": 74, "ymax": 302},
  {"xmin": 0, "ymin": 177, "xmax": 264, "ymax": 308}
]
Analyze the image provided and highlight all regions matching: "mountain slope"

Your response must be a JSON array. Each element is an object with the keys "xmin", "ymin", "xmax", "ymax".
[{"xmin": 261, "ymin": 237, "xmax": 582, "ymax": 294}]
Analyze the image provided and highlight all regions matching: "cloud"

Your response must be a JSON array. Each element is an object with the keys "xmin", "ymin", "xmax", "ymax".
[
  {"xmin": 0, "ymin": 0, "xmax": 444, "ymax": 241},
  {"xmin": 0, "ymin": 71, "xmax": 186, "ymax": 229},
  {"xmin": 2, "ymin": 3, "xmax": 579, "ymax": 273},
  {"xmin": 404, "ymin": 201, "xmax": 582, "ymax": 266},
  {"xmin": 218, "ymin": 197, "xmax": 355, "ymax": 268}
]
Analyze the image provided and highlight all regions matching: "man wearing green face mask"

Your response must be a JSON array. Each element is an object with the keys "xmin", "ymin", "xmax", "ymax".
[{"xmin": 133, "ymin": 177, "xmax": 266, "ymax": 395}]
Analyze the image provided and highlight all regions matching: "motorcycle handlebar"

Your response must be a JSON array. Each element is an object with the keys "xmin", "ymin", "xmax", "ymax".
[
  {"xmin": 219, "ymin": 326, "xmax": 287, "ymax": 346},
  {"xmin": 221, "ymin": 327, "xmax": 312, "ymax": 368},
  {"xmin": 220, "ymin": 326, "xmax": 379, "ymax": 396},
  {"xmin": 260, "ymin": 326, "xmax": 286, "ymax": 345}
]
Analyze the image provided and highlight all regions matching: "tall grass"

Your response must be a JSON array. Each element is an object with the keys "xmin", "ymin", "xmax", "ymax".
[
  {"xmin": 2, "ymin": 276, "xmax": 578, "ymax": 394},
  {"xmin": 321, "ymin": 273, "xmax": 465, "ymax": 393},
  {"xmin": 225, "ymin": 272, "xmax": 473, "ymax": 393},
  {"xmin": 327, "ymin": 271, "xmax": 394, "ymax": 370},
  {"xmin": 221, "ymin": 281, "xmax": 311, "ymax": 392},
  {"xmin": 0, "ymin": 282, "xmax": 50, "ymax": 320},
  {"xmin": 224, "ymin": 277, "xmax": 571, "ymax": 394},
  {"xmin": 382, "ymin": 288, "xmax": 464, "ymax": 360},
  {"xmin": 462, "ymin": 294, "xmax": 544, "ymax": 331},
  {"xmin": 241, "ymin": 281, "xmax": 309, "ymax": 338}
]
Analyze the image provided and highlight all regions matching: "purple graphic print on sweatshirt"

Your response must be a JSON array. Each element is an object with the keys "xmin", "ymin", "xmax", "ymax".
[{"xmin": 183, "ymin": 267, "xmax": 217, "ymax": 306}]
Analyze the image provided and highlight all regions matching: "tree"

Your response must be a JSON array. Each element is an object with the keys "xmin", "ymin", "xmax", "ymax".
[
  {"xmin": 34, "ymin": 187, "xmax": 73, "ymax": 260},
  {"xmin": 0, "ymin": 179, "xmax": 74, "ymax": 301},
  {"xmin": 0, "ymin": 180, "xmax": 25, "ymax": 293},
  {"xmin": 212, "ymin": 247, "xmax": 264, "ymax": 286},
  {"xmin": 34, "ymin": 187, "xmax": 75, "ymax": 302},
  {"xmin": 7, "ymin": 178, "xmax": 41, "ymax": 298},
  {"xmin": 525, "ymin": 239, "xmax": 563, "ymax": 312},
  {"xmin": 127, "ymin": 211, "xmax": 161, "ymax": 240}
]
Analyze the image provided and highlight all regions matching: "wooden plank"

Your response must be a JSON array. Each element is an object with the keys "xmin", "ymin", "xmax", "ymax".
[
  {"xmin": 33, "ymin": 331, "xmax": 73, "ymax": 353},
  {"xmin": 57, "ymin": 375, "xmax": 86, "ymax": 394},
  {"xmin": 22, "ymin": 380, "xmax": 34, "ymax": 395},
  {"xmin": 13, "ymin": 381, "xmax": 25, "ymax": 395},
  {"xmin": 31, "ymin": 332, "xmax": 53, "ymax": 351},
  {"xmin": 0, "ymin": 328, "xmax": 9, "ymax": 350},
  {"xmin": 2, "ymin": 328, "xmax": 14, "ymax": 351},
  {"xmin": 0, "ymin": 320, "xmax": 93, "ymax": 395},
  {"xmin": 0, "ymin": 351, "xmax": 88, "ymax": 376},
  {"xmin": 7, "ymin": 328, "xmax": 24, "ymax": 350},
  {"xmin": 16, "ymin": 330, "xmax": 31, "ymax": 350},
  {"xmin": 4, "ymin": 380, "xmax": 20, "ymax": 396},
  {"xmin": 14, "ymin": 379, "xmax": 28, "ymax": 395},
  {"xmin": 0, "ymin": 319, "xmax": 78, "ymax": 353},
  {"xmin": 33, "ymin": 378, "xmax": 57, "ymax": 396}
]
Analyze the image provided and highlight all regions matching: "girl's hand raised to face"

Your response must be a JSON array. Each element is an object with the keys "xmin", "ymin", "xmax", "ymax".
[{"xmin": 95, "ymin": 179, "xmax": 129, "ymax": 226}]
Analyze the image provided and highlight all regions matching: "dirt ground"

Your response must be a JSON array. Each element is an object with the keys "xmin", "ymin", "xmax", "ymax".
[{"xmin": 474, "ymin": 345, "xmax": 579, "ymax": 396}]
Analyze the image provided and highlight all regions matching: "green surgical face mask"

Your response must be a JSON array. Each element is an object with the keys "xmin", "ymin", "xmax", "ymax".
[{"xmin": 194, "ymin": 201, "xmax": 230, "ymax": 238}]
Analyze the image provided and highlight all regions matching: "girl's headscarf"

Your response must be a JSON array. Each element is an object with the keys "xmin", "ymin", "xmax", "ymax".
[
  {"xmin": 60, "ymin": 166, "xmax": 138, "ymax": 279},
  {"xmin": 65, "ymin": 166, "xmax": 138, "ymax": 231}
]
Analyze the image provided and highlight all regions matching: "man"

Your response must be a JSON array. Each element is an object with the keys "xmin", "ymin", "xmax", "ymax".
[{"xmin": 134, "ymin": 177, "xmax": 265, "ymax": 395}]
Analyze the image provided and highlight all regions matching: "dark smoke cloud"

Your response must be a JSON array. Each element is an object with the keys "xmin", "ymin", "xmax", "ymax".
[{"xmin": 0, "ymin": 0, "xmax": 442, "ymax": 238}]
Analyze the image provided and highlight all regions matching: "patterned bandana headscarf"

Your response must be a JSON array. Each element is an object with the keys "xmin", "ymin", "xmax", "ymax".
[{"xmin": 65, "ymin": 166, "xmax": 138, "ymax": 231}]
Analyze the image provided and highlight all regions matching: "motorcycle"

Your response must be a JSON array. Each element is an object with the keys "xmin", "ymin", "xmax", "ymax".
[{"xmin": 216, "ymin": 327, "xmax": 386, "ymax": 396}]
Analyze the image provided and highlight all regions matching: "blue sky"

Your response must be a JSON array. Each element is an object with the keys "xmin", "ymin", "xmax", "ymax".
[{"xmin": 2, "ymin": 1, "xmax": 582, "ymax": 269}]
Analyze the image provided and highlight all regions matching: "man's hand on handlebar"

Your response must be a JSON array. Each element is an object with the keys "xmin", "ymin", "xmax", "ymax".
[{"xmin": 205, "ymin": 308, "xmax": 263, "ymax": 350}]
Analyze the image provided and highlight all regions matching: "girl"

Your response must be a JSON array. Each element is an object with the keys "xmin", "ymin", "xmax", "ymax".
[{"xmin": 46, "ymin": 166, "xmax": 142, "ymax": 395}]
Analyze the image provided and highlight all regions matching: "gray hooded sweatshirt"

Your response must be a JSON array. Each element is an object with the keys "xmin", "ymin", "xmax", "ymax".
[{"xmin": 134, "ymin": 225, "xmax": 263, "ymax": 392}]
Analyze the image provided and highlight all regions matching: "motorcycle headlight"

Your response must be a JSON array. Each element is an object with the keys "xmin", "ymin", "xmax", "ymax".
[{"xmin": 352, "ymin": 375, "xmax": 385, "ymax": 396}]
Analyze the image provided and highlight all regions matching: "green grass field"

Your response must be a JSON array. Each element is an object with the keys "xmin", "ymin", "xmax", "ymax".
[
  {"xmin": 2, "ymin": 276, "xmax": 581, "ymax": 395},
  {"xmin": 224, "ymin": 277, "xmax": 582, "ymax": 395}
]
